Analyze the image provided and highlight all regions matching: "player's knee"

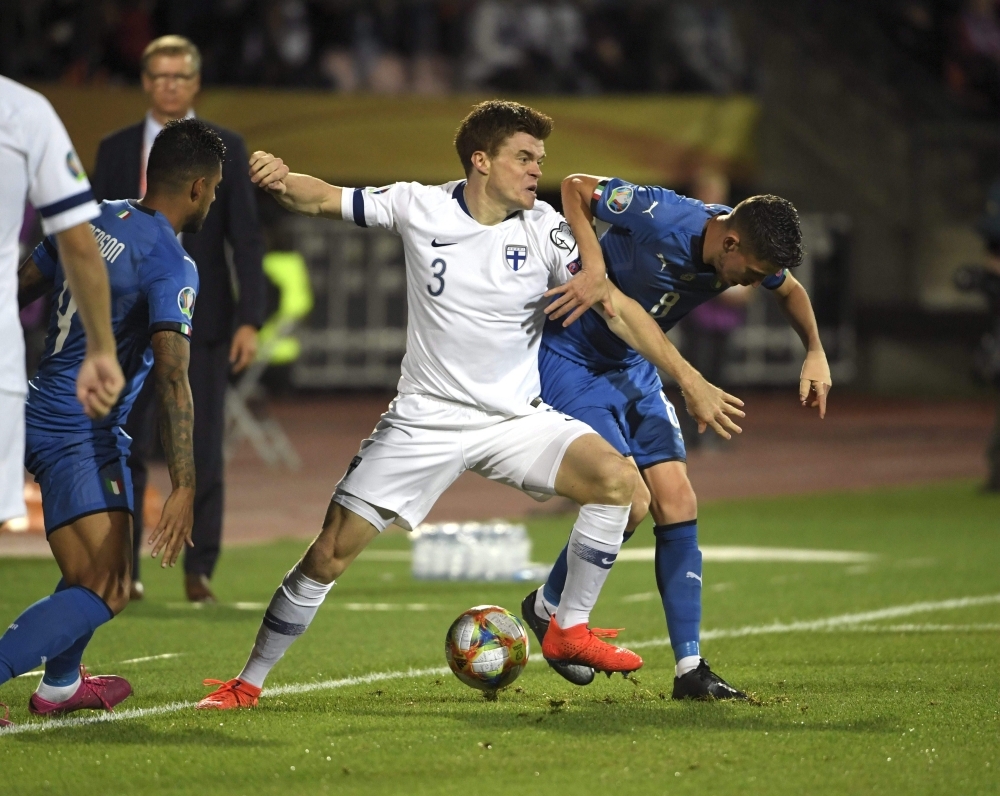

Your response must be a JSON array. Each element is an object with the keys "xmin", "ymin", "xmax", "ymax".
[
  {"xmin": 648, "ymin": 478, "xmax": 697, "ymax": 525},
  {"xmin": 104, "ymin": 577, "xmax": 131, "ymax": 615},
  {"xmin": 589, "ymin": 454, "xmax": 636, "ymax": 506},
  {"xmin": 74, "ymin": 569, "xmax": 132, "ymax": 615},
  {"xmin": 627, "ymin": 477, "xmax": 651, "ymax": 531}
]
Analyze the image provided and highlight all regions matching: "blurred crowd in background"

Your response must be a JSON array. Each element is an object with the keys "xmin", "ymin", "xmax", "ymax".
[
  {"xmin": 0, "ymin": 0, "xmax": 755, "ymax": 94},
  {"xmin": 1, "ymin": 0, "xmax": 999, "ymax": 111}
]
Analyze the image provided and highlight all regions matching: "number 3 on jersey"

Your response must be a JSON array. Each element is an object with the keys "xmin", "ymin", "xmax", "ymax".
[{"xmin": 427, "ymin": 258, "xmax": 446, "ymax": 297}]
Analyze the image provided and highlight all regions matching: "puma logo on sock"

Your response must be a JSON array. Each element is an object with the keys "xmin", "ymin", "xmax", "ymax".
[{"xmin": 685, "ymin": 572, "xmax": 703, "ymax": 584}]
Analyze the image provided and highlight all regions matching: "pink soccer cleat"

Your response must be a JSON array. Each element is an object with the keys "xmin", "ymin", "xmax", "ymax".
[{"xmin": 28, "ymin": 667, "xmax": 132, "ymax": 717}]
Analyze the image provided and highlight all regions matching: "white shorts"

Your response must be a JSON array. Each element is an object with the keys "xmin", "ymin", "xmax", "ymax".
[
  {"xmin": 334, "ymin": 392, "xmax": 595, "ymax": 531},
  {"xmin": 0, "ymin": 388, "xmax": 26, "ymax": 523}
]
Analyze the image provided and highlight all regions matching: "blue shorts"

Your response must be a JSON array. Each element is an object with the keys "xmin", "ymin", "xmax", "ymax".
[
  {"xmin": 539, "ymin": 345, "xmax": 686, "ymax": 469},
  {"xmin": 24, "ymin": 427, "xmax": 134, "ymax": 535}
]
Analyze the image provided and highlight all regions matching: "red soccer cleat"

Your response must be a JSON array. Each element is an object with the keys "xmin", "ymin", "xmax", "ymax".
[
  {"xmin": 541, "ymin": 615, "xmax": 643, "ymax": 676},
  {"xmin": 195, "ymin": 678, "xmax": 260, "ymax": 710},
  {"xmin": 28, "ymin": 667, "xmax": 132, "ymax": 717},
  {"xmin": 0, "ymin": 702, "xmax": 12, "ymax": 728}
]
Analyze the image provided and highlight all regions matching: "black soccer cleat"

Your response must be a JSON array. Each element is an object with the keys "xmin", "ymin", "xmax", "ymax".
[
  {"xmin": 672, "ymin": 658, "xmax": 747, "ymax": 701},
  {"xmin": 520, "ymin": 589, "xmax": 595, "ymax": 686}
]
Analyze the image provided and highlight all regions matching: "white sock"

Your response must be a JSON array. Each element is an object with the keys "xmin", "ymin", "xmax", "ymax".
[
  {"xmin": 35, "ymin": 674, "xmax": 81, "ymax": 703},
  {"xmin": 676, "ymin": 655, "xmax": 701, "ymax": 678},
  {"xmin": 554, "ymin": 504, "xmax": 629, "ymax": 629},
  {"xmin": 534, "ymin": 588, "xmax": 557, "ymax": 620},
  {"xmin": 238, "ymin": 564, "xmax": 334, "ymax": 688}
]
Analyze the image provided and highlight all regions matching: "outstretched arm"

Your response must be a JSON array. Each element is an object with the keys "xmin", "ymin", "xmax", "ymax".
[
  {"xmin": 543, "ymin": 174, "xmax": 615, "ymax": 325},
  {"xmin": 55, "ymin": 223, "xmax": 126, "ymax": 419},
  {"xmin": 771, "ymin": 273, "xmax": 831, "ymax": 418},
  {"xmin": 147, "ymin": 330, "xmax": 195, "ymax": 567},
  {"xmin": 249, "ymin": 151, "xmax": 343, "ymax": 219},
  {"xmin": 17, "ymin": 255, "xmax": 51, "ymax": 309},
  {"xmin": 598, "ymin": 285, "xmax": 745, "ymax": 439}
]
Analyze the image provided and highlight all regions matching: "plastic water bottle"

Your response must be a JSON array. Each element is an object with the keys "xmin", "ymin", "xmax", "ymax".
[{"xmin": 411, "ymin": 520, "xmax": 539, "ymax": 581}]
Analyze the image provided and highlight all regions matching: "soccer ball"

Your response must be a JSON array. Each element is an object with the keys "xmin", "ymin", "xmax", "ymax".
[{"xmin": 445, "ymin": 605, "xmax": 529, "ymax": 692}]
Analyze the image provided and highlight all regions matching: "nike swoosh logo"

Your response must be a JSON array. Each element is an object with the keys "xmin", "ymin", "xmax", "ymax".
[
  {"xmin": 431, "ymin": 239, "xmax": 456, "ymax": 247},
  {"xmin": 600, "ymin": 557, "xmax": 616, "ymax": 566}
]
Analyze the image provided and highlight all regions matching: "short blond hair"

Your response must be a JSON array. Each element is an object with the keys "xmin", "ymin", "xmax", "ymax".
[{"xmin": 142, "ymin": 35, "xmax": 202, "ymax": 75}]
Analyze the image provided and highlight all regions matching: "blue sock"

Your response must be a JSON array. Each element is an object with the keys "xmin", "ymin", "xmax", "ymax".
[
  {"xmin": 0, "ymin": 585, "xmax": 113, "ymax": 687},
  {"xmin": 654, "ymin": 520, "xmax": 702, "ymax": 662},
  {"xmin": 542, "ymin": 529, "xmax": 635, "ymax": 608},
  {"xmin": 43, "ymin": 580, "xmax": 95, "ymax": 687}
]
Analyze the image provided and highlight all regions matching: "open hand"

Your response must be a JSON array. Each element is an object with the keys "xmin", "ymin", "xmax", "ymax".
[
  {"xmin": 681, "ymin": 373, "xmax": 745, "ymax": 440},
  {"xmin": 799, "ymin": 349, "xmax": 832, "ymax": 418},
  {"xmin": 249, "ymin": 151, "xmax": 289, "ymax": 194},
  {"xmin": 76, "ymin": 351, "xmax": 124, "ymax": 419},
  {"xmin": 544, "ymin": 268, "xmax": 614, "ymax": 327},
  {"xmin": 148, "ymin": 487, "xmax": 195, "ymax": 568}
]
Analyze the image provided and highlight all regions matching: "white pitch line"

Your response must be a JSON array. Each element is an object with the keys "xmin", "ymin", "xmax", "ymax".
[
  {"xmin": 118, "ymin": 653, "xmax": 185, "ymax": 665},
  {"xmin": 0, "ymin": 667, "xmax": 450, "ymax": 737},
  {"xmin": 3, "ymin": 593, "xmax": 998, "ymax": 736},
  {"xmin": 15, "ymin": 652, "xmax": 183, "ymax": 679},
  {"xmin": 846, "ymin": 623, "xmax": 1000, "ymax": 633},
  {"xmin": 0, "ymin": 701, "xmax": 196, "ymax": 736},
  {"xmin": 359, "ymin": 546, "xmax": 877, "ymax": 564},
  {"xmin": 628, "ymin": 593, "xmax": 1000, "ymax": 649},
  {"xmin": 617, "ymin": 545, "xmax": 875, "ymax": 563},
  {"xmin": 263, "ymin": 666, "xmax": 450, "ymax": 698}
]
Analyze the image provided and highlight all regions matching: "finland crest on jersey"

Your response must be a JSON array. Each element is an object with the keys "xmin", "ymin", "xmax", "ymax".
[{"xmin": 505, "ymin": 244, "xmax": 527, "ymax": 271}]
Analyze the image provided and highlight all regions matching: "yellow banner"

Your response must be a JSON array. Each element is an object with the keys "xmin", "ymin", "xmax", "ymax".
[{"xmin": 35, "ymin": 87, "xmax": 759, "ymax": 188}]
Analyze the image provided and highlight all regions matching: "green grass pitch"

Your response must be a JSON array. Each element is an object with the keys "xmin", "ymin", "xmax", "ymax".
[{"xmin": 1, "ymin": 482, "xmax": 998, "ymax": 795}]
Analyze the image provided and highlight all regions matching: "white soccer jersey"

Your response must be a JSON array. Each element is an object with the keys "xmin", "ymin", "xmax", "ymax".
[
  {"xmin": 342, "ymin": 181, "xmax": 580, "ymax": 417},
  {"xmin": 0, "ymin": 77, "xmax": 100, "ymax": 395}
]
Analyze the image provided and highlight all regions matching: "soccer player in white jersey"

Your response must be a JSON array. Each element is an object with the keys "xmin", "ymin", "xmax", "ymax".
[
  {"xmin": 198, "ymin": 100, "xmax": 713, "ymax": 710},
  {"xmin": 0, "ymin": 77, "xmax": 125, "ymax": 527}
]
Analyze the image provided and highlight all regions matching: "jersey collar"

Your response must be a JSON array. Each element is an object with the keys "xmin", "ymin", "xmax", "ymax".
[
  {"xmin": 452, "ymin": 181, "xmax": 522, "ymax": 223},
  {"xmin": 128, "ymin": 199, "xmax": 156, "ymax": 217}
]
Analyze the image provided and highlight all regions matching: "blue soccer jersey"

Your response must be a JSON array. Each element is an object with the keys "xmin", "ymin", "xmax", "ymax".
[
  {"xmin": 26, "ymin": 199, "xmax": 198, "ymax": 433},
  {"xmin": 24, "ymin": 199, "xmax": 197, "ymax": 533},
  {"xmin": 542, "ymin": 177, "xmax": 786, "ymax": 372}
]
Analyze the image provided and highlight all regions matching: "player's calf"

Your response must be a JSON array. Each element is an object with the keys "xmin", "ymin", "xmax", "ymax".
[
  {"xmin": 199, "ymin": 502, "xmax": 378, "ymax": 703},
  {"xmin": 49, "ymin": 511, "xmax": 134, "ymax": 616}
]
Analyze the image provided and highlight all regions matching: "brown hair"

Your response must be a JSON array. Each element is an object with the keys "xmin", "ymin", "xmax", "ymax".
[
  {"xmin": 728, "ymin": 195, "xmax": 803, "ymax": 271},
  {"xmin": 142, "ymin": 35, "xmax": 202, "ymax": 75},
  {"xmin": 454, "ymin": 100, "xmax": 553, "ymax": 175}
]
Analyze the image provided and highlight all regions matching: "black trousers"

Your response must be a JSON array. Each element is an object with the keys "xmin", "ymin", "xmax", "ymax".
[{"xmin": 127, "ymin": 340, "xmax": 230, "ymax": 579}]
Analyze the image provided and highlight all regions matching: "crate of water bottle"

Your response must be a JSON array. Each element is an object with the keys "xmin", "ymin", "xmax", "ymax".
[{"xmin": 410, "ymin": 521, "xmax": 547, "ymax": 581}]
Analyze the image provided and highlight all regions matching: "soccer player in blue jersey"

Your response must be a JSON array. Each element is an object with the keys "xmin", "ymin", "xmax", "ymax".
[
  {"xmin": 0, "ymin": 119, "xmax": 223, "ymax": 727},
  {"xmin": 524, "ymin": 174, "xmax": 832, "ymax": 699}
]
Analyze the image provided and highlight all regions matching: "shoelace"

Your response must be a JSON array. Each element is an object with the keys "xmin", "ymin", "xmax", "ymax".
[
  {"xmin": 589, "ymin": 628, "xmax": 623, "ymax": 640},
  {"xmin": 202, "ymin": 678, "xmax": 237, "ymax": 692},
  {"xmin": 201, "ymin": 679, "xmax": 256, "ymax": 705},
  {"xmin": 0, "ymin": 702, "xmax": 9, "ymax": 724},
  {"xmin": 78, "ymin": 666, "xmax": 114, "ymax": 711}
]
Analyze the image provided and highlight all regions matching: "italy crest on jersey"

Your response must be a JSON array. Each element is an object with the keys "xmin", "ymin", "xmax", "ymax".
[
  {"xmin": 177, "ymin": 286, "xmax": 196, "ymax": 319},
  {"xmin": 606, "ymin": 184, "xmax": 634, "ymax": 213},
  {"xmin": 505, "ymin": 244, "xmax": 527, "ymax": 271}
]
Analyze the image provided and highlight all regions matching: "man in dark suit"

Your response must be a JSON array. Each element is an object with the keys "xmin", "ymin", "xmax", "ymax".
[{"xmin": 91, "ymin": 35, "xmax": 265, "ymax": 602}]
